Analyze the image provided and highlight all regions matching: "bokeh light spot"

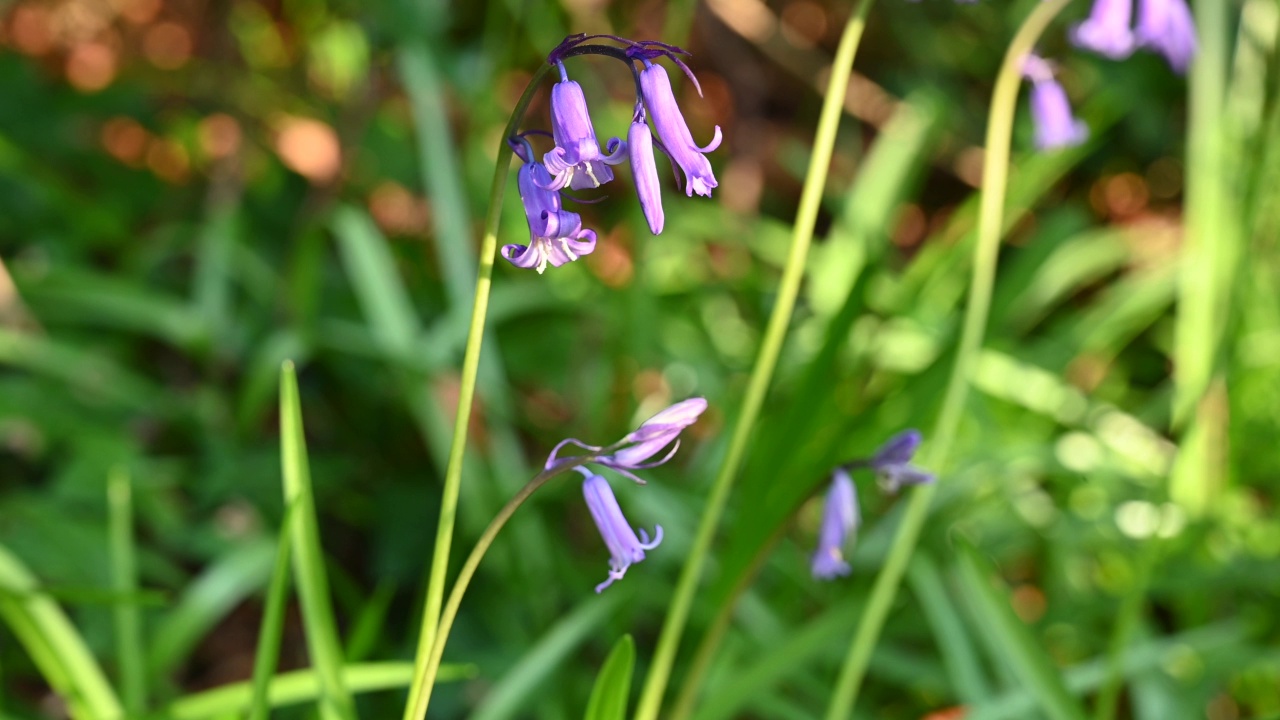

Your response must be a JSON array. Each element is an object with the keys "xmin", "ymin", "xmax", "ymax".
[{"xmin": 274, "ymin": 116, "xmax": 341, "ymax": 184}]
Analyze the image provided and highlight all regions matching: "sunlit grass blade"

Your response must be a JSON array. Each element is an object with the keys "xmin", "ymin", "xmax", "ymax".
[
  {"xmin": 107, "ymin": 466, "xmax": 146, "ymax": 716},
  {"xmin": 166, "ymin": 662, "xmax": 475, "ymax": 720},
  {"xmin": 247, "ymin": 501, "xmax": 296, "ymax": 720},
  {"xmin": 0, "ymin": 543, "xmax": 123, "ymax": 720},
  {"xmin": 583, "ymin": 634, "xmax": 635, "ymax": 720},
  {"xmin": 279, "ymin": 360, "xmax": 357, "ymax": 720},
  {"xmin": 955, "ymin": 540, "xmax": 1087, "ymax": 720}
]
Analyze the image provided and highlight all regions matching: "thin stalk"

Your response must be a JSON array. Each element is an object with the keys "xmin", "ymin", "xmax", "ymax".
[
  {"xmin": 402, "ymin": 61, "xmax": 556, "ymax": 720},
  {"xmin": 247, "ymin": 502, "xmax": 296, "ymax": 720},
  {"xmin": 407, "ymin": 460, "xmax": 586, "ymax": 718},
  {"xmin": 633, "ymin": 2, "xmax": 876, "ymax": 717},
  {"xmin": 108, "ymin": 466, "xmax": 146, "ymax": 716},
  {"xmin": 823, "ymin": 2, "xmax": 1072, "ymax": 717}
]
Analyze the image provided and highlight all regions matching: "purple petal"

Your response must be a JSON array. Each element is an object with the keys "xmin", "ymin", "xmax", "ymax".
[
  {"xmin": 639, "ymin": 63, "xmax": 720, "ymax": 198},
  {"xmin": 811, "ymin": 470, "xmax": 858, "ymax": 580},
  {"xmin": 1071, "ymin": 0, "xmax": 1136, "ymax": 60},
  {"xmin": 628, "ymin": 122, "xmax": 665, "ymax": 235}
]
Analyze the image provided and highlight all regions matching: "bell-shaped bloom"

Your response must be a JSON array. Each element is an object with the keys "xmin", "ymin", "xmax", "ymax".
[
  {"xmin": 546, "ymin": 398, "xmax": 708, "ymax": 483},
  {"xmin": 580, "ymin": 468, "xmax": 664, "ymax": 592},
  {"xmin": 543, "ymin": 77, "xmax": 626, "ymax": 190},
  {"xmin": 1072, "ymin": 0, "xmax": 1136, "ymax": 59},
  {"xmin": 1023, "ymin": 55, "xmax": 1089, "ymax": 151},
  {"xmin": 811, "ymin": 470, "xmax": 859, "ymax": 580},
  {"xmin": 502, "ymin": 160, "xmax": 597, "ymax": 274},
  {"xmin": 869, "ymin": 429, "xmax": 936, "ymax": 493},
  {"xmin": 639, "ymin": 62, "xmax": 721, "ymax": 198},
  {"xmin": 1134, "ymin": 0, "xmax": 1197, "ymax": 73},
  {"xmin": 628, "ymin": 120, "xmax": 664, "ymax": 235}
]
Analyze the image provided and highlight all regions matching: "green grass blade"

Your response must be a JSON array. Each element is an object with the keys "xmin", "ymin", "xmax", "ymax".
[
  {"xmin": 147, "ymin": 539, "xmax": 276, "ymax": 676},
  {"xmin": 0, "ymin": 543, "xmax": 123, "ymax": 720},
  {"xmin": 279, "ymin": 361, "xmax": 357, "ymax": 720},
  {"xmin": 955, "ymin": 540, "xmax": 1087, "ymax": 720},
  {"xmin": 166, "ymin": 662, "xmax": 475, "ymax": 720},
  {"xmin": 583, "ymin": 634, "xmax": 635, "ymax": 720},
  {"xmin": 470, "ymin": 593, "xmax": 624, "ymax": 720},
  {"xmin": 330, "ymin": 206, "xmax": 422, "ymax": 363},
  {"xmin": 247, "ymin": 502, "xmax": 296, "ymax": 720},
  {"xmin": 908, "ymin": 553, "xmax": 992, "ymax": 706},
  {"xmin": 107, "ymin": 467, "xmax": 146, "ymax": 716}
]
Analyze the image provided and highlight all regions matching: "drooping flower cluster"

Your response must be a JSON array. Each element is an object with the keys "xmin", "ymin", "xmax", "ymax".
[
  {"xmin": 1073, "ymin": 0, "xmax": 1198, "ymax": 73},
  {"xmin": 502, "ymin": 35, "xmax": 722, "ymax": 273},
  {"xmin": 810, "ymin": 430, "xmax": 936, "ymax": 580},
  {"xmin": 546, "ymin": 398, "xmax": 708, "ymax": 592}
]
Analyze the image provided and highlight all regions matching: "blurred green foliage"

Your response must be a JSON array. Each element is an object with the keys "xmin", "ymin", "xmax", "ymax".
[{"xmin": 1, "ymin": 0, "xmax": 1278, "ymax": 718}]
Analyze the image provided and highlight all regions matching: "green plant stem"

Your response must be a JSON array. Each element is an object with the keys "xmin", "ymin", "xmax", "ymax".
[
  {"xmin": 633, "ymin": 3, "xmax": 876, "ymax": 717},
  {"xmin": 408, "ymin": 460, "xmax": 586, "ymax": 718},
  {"xmin": 823, "ymin": 2, "xmax": 1071, "ymax": 717},
  {"xmin": 402, "ymin": 61, "xmax": 555, "ymax": 720},
  {"xmin": 108, "ymin": 466, "xmax": 146, "ymax": 717},
  {"xmin": 248, "ymin": 502, "xmax": 296, "ymax": 720}
]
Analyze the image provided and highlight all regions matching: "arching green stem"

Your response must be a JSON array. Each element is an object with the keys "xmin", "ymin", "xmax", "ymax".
[
  {"xmin": 823, "ymin": 2, "xmax": 1072, "ymax": 717},
  {"xmin": 633, "ymin": 1, "xmax": 876, "ymax": 717},
  {"xmin": 401, "ymin": 60, "xmax": 555, "ymax": 720}
]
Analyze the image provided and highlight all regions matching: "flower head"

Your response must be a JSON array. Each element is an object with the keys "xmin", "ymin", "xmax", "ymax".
[
  {"xmin": 546, "ymin": 397, "xmax": 708, "ymax": 483},
  {"xmin": 580, "ymin": 468, "xmax": 663, "ymax": 593},
  {"xmin": 868, "ymin": 429, "xmax": 936, "ymax": 493},
  {"xmin": 1023, "ymin": 55, "xmax": 1089, "ymax": 151},
  {"xmin": 543, "ymin": 68, "xmax": 627, "ymax": 190},
  {"xmin": 1134, "ymin": 0, "xmax": 1197, "ymax": 73},
  {"xmin": 1072, "ymin": 0, "xmax": 1136, "ymax": 59},
  {"xmin": 639, "ymin": 62, "xmax": 721, "ymax": 198},
  {"xmin": 501, "ymin": 158, "xmax": 597, "ymax": 274},
  {"xmin": 811, "ymin": 470, "xmax": 859, "ymax": 580}
]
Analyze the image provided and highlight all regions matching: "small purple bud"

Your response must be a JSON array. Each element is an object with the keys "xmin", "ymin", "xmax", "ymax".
[
  {"xmin": 544, "ymin": 74, "xmax": 626, "ymax": 190},
  {"xmin": 628, "ymin": 120, "xmax": 664, "ymax": 235},
  {"xmin": 1071, "ymin": 0, "xmax": 1136, "ymax": 59},
  {"xmin": 1023, "ymin": 55, "xmax": 1089, "ymax": 151},
  {"xmin": 811, "ymin": 470, "xmax": 859, "ymax": 580},
  {"xmin": 502, "ymin": 161, "xmax": 597, "ymax": 274},
  {"xmin": 603, "ymin": 397, "xmax": 708, "ymax": 470},
  {"xmin": 581, "ymin": 469, "xmax": 663, "ymax": 592},
  {"xmin": 868, "ymin": 429, "xmax": 936, "ymax": 493},
  {"xmin": 1134, "ymin": 0, "xmax": 1197, "ymax": 73},
  {"xmin": 639, "ymin": 62, "xmax": 721, "ymax": 198}
]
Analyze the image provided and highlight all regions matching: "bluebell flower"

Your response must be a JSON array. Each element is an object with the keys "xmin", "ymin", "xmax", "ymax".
[
  {"xmin": 501, "ymin": 157, "xmax": 597, "ymax": 273},
  {"xmin": 543, "ymin": 64, "xmax": 626, "ymax": 190},
  {"xmin": 1023, "ymin": 55, "xmax": 1089, "ymax": 151},
  {"xmin": 1134, "ymin": 0, "xmax": 1197, "ymax": 73},
  {"xmin": 579, "ymin": 467, "xmax": 664, "ymax": 593},
  {"xmin": 867, "ymin": 429, "xmax": 936, "ymax": 493},
  {"xmin": 1072, "ymin": 0, "xmax": 1136, "ymax": 59},
  {"xmin": 627, "ymin": 112, "xmax": 664, "ymax": 235},
  {"xmin": 811, "ymin": 470, "xmax": 859, "ymax": 580},
  {"xmin": 639, "ymin": 61, "xmax": 722, "ymax": 198},
  {"xmin": 547, "ymin": 397, "xmax": 707, "ymax": 483}
]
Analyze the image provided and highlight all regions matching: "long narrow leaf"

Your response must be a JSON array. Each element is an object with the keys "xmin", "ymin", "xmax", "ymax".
[
  {"xmin": 584, "ymin": 634, "xmax": 635, "ymax": 720},
  {"xmin": 247, "ymin": 501, "xmax": 296, "ymax": 720},
  {"xmin": 108, "ymin": 467, "xmax": 146, "ymax": 716},
  {"xmin": 279, "ymin": 361, "xmax": 357, "ymax": 720}
]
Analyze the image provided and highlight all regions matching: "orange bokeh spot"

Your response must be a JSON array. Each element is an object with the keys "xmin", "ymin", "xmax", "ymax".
[
  {"xmin": 101, "ymin": 116, "xmax": 150, "ymax": 165},
  {"xmin": 113, "ymin": 0, "xmax": 163, "ymax": 25},
  {"xmin": 146, "ymin": 138, "xmax": 189, "ymax": 183},
  {"xmin": 65, "ymin": 42, "xmax": 117, "ymax": 92},
  {"xmin": 9, "ymin": 5, "xmax": 56, "ymax": 56},
  {"xmin": 274, "ymin": 116, "xmax": 341, "ymax": 184},
  {"xmin": 143, "ymin": 21, "xmax": 191, "ymax": 70},
  {"xmin": 198, "ymin": 113, "xmax": 242, "ymax": 160}
]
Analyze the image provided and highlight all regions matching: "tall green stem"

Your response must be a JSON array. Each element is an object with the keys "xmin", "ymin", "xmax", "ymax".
[
  {"xmin": 402, "ymin": 62, "xmax": 555, "ymax": 720},
  {"xmin": 823, "ymin": 2, "xmax": 1071, "ymax": 716},
  {"xmin": 633, "ymin": 2, "xmax": 875, "ymax": 717},
  {"xmin": 406, "ymin": 460, "xmax": 584, "ymax": 718}
]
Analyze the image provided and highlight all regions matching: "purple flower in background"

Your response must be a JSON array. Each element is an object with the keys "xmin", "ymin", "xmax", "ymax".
[
  {"xmin": 501, "ymin": 159, "xmax": 597, "ymax": 273},
  {"xmin": 868, "ymin": 429, "xmax": 936, "ymax": 493},
  {"xmin": 1072, "ymin": 0, "xmax": 1136, "ymax": 59},
  {"xmin": 811, "ymin": 470, "xmax": 859, "ymax": 580},
  {"xmin": 1023, "ymin": 55, "xmax": 1089, "ymax": 151},
  {"xmin": 579, "ymin": 468, "xmax": 664, "ymax": 592},
  {"xmin": 543, "ymin": 65, "xmax": 626, "ymax": 190},
  {"xmin": 627, "ymin": 113, "xmax": 664, "ymax": 235},
  {"xmin": 639, "ymin": 62, "xmax": 722, "ymax": 198},
  {"xmin": 547, "ymin": 397, "xmax": 707, "ymax": 483},
  {"xmin": 1135, "ymin": 0, "xmax": 1197, "ymax": 73}
]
